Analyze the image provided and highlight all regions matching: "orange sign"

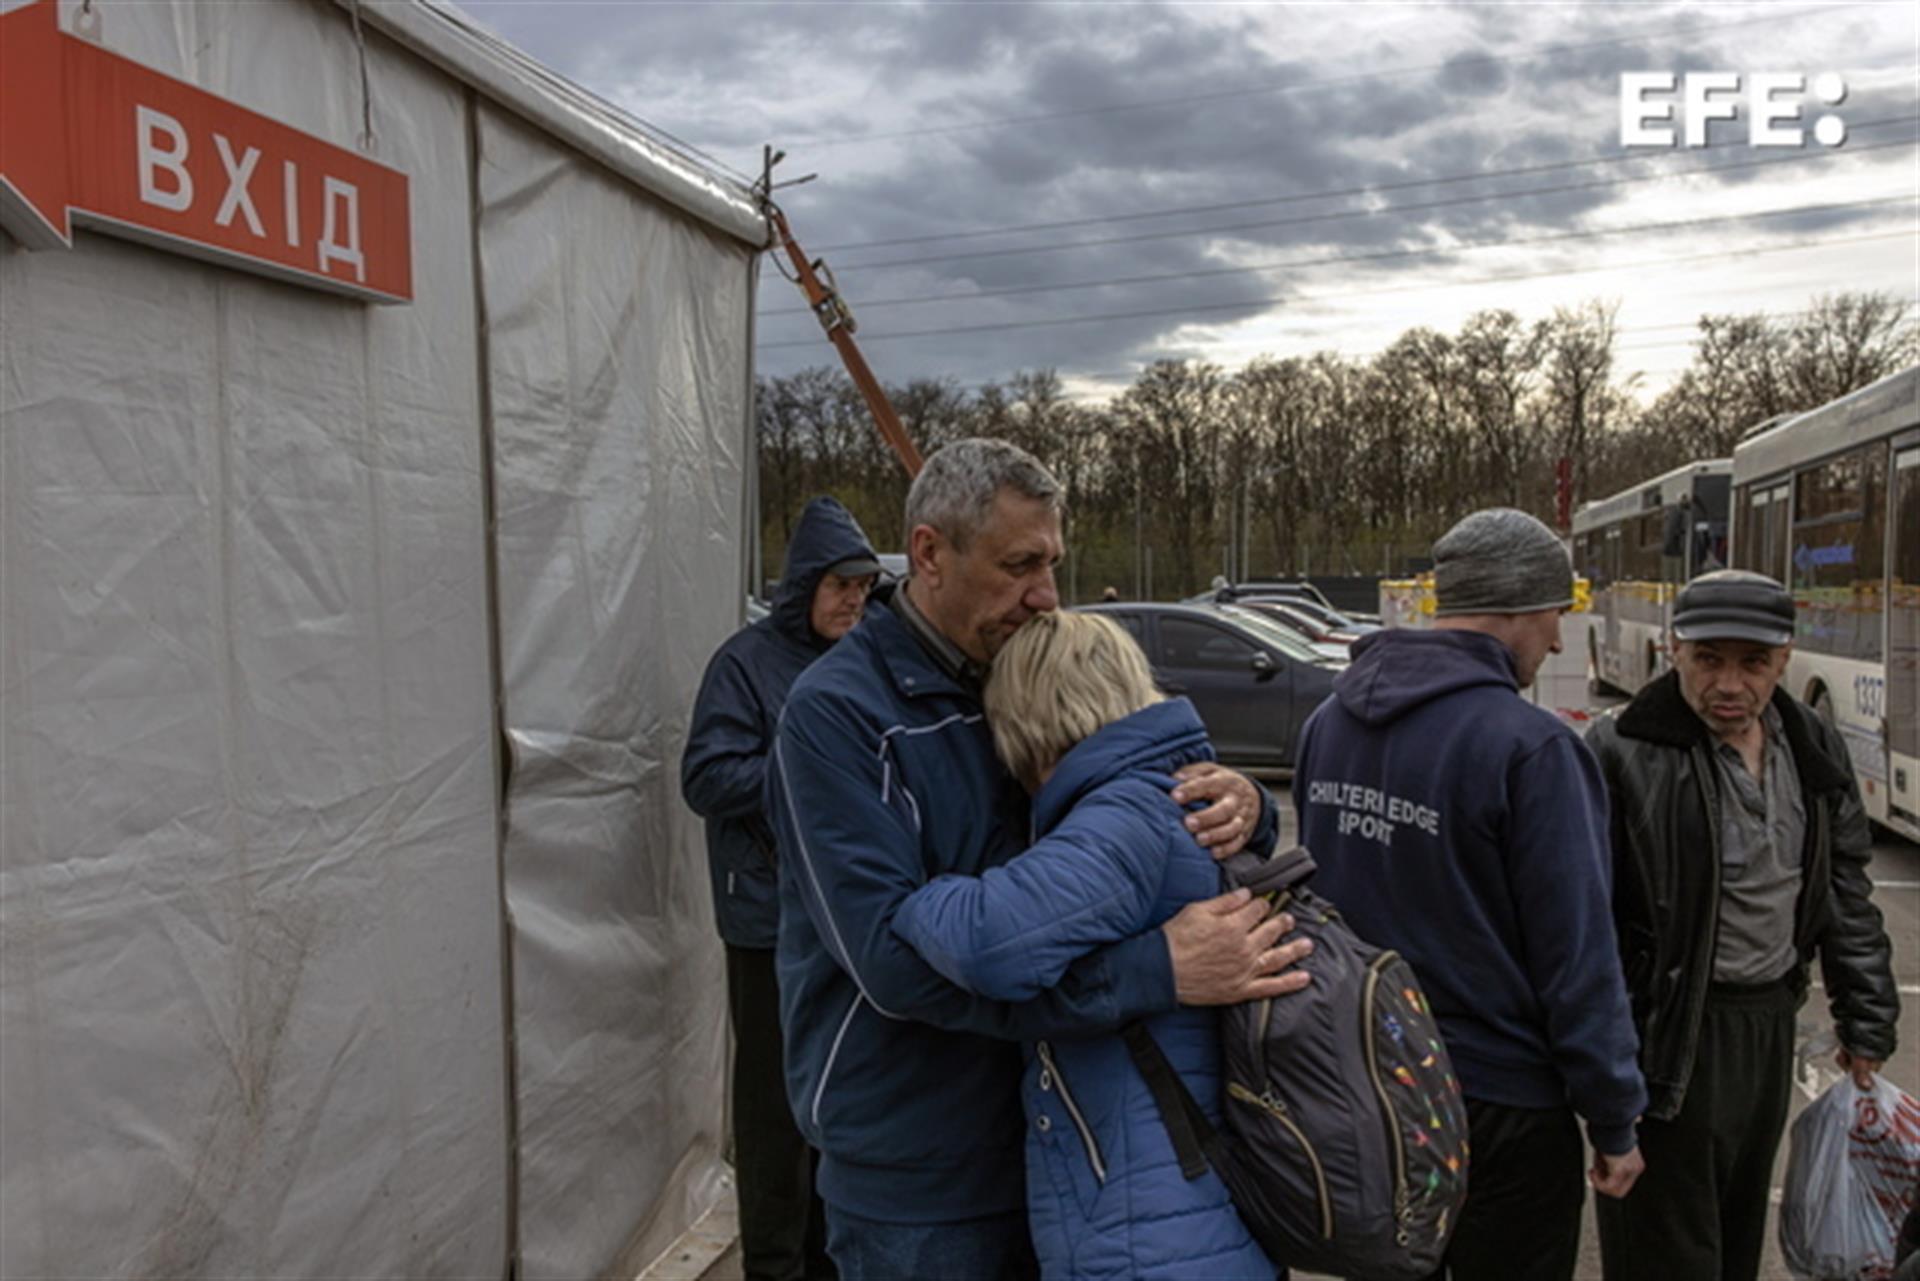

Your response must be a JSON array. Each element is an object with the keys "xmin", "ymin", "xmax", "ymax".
[{"xmin": 0, "ymin": 0, "xmax": 412, "ymax": 303}]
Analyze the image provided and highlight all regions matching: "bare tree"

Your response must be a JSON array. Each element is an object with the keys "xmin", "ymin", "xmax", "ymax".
[
  {"xmin": 1542, "ymin": 300, "xmax": 1620, "ymax": 512},
  {"xmin": 1456, "ymin": 310, "xmax": 1550, "ymax": 507},
  {"xmin": 1781, "ymin": 292, "xmax": 1918, "ymax": 406}
]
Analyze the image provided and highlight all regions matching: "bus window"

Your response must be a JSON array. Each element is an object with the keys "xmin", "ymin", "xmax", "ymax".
[
  {"xmin": 1573, "ymin": 533, "xmax": 1599, "ymax": 587},
  {"xmin": 1689, "ymin": 474, "xmax": 1732, "ymax": 575},
  {"xmin": 1660, "ymin": 506, "xmax": 1689, "ymax": 585},
  {"xmin": 1645, "ymin": 511, "xmax": 1666, "ymax": 580},
  {"xmin": 1791, "ymin": 446, "xmax": 1886, "ymax": 661},
  {"xmin": 1765, "ymin": 483, "xmax": 1790, "ymax": 582},
  {"xmin": 1735, "ymin": 481, "xmax": 1787, "ymax": 581},
  {"xmin": 1891, "ymin": 447, "xmax": 1919, "ymax": 761}
]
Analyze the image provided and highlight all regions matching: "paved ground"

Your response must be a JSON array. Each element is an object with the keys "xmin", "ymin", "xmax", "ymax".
[{"xmin": 697, "ymin": 782, "xmax": 1919, "ymax": 1281}]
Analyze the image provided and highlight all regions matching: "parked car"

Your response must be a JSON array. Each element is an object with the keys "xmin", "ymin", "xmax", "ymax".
[
  {"xmin": 1227, "ymin": 590, "xmax": 1381, "ymax": 635},
  {"xmin": 1188, "ymin": 579, "xmax": 1383, "ymax": 628},
  {"xmin": 1230, "ymin": 598, "xmax": 1356, "ymax": 659},
  {"xmin": 1228, "ymin": 578, "xmax": 1337, "ymax": 608},
  {"xmin": 1081, "ymin": 601, "xmax": 1344, "ymax": 770}
]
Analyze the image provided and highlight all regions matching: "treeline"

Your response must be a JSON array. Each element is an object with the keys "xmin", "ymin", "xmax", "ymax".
[{"xmin": 756, "ymin": 291, "xmax": 1916, "ymax": 602}]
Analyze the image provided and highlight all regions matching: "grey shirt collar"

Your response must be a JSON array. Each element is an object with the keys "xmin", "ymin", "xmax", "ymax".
[
  {"xmin": 1708, "ymin": 703, "xmax": 1805, "ymax": 985},
  {"xmin": 892, "ymin": 579, "xmax": 989, "ymax": 693}
]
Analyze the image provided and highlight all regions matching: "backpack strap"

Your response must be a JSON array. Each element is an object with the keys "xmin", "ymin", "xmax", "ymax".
[
  {"xmin": 1223, "ymin": 845, "xmax": 1316, "ymax": 897},
  {"xmin": 1122, "ymin": 1022, "xmax": 1218, "ymax": 1182}
]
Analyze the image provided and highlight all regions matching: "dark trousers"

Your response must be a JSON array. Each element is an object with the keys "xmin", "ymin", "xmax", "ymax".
[
  {"xmin": 727, "ymin": 945, "xmax": 834, "ymax": 1281},
  {"xmin": 1421, "ymin": 1099, "xmax": 1585, "ymax": 1281},
  {"xmin": 823, "ymin": 1205, "xmax": 1038, "ymax": 1281},
  {"xmin": 1598, "ymin": 978, "xmax": 1797, "ymax": 1281}
]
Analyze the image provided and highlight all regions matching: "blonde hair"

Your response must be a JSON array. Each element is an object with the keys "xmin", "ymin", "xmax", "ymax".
[{"xmin": 984, "ymin": 611, "xmax": 1163, "ymax": 790}]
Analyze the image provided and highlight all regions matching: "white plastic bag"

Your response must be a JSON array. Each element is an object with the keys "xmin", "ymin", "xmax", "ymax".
[{"xmin": 1780, "ymin": 1075, "xmax": 1920, "ymax": 1281}]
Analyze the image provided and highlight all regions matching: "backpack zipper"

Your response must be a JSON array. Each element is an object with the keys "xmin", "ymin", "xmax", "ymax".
[
  {"xmin": 1253, "ymin": 995, "xmax": 1274, "ymax": 1083},
  {"xmin": 1228, "ymin": 1081, "xmax": 1333, "ymax": 1239},
  {"xmin": 1037, "ymin": 1041, "xmax": 1107, "ymax": 1185},
  {"xmin": 1362, "ymin": 955, "xmax": 1412, "ymax": 1227},
  {"xmin": 1250, "ymin": 889, "xmax": 1292, "ymax": 1083}
]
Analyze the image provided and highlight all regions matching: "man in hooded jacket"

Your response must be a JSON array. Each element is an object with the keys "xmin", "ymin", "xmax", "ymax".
[
  {"xmin": 1292, "ymin": 508, "xmax": 1647, "ymax": 1281},
  {"xmin": 682, "ymin": 495, "xmax": 881, "ymax": 1281}
]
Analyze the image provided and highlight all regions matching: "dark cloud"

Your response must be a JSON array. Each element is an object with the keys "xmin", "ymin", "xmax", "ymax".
[
  {"xmin": 453, "ymin": 1, "xmax": 1917, "ymax": 390},
  {"xmin": 1439, "ymin": 52, "xmax": 1510, "ymax": 97}
]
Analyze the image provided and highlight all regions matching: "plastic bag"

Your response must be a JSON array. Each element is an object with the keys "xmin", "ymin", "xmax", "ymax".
[{"xmin": 1780, "ymin": 1075, "xmax": 1920, "ymax": 1281}]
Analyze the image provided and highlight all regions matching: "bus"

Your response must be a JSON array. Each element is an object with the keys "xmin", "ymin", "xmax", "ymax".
[
  {"xmin": 1730, "ymin": 364, "xmax": 1920, "ymax": 843},
  {"xmin": 1572, "ymin": 459, "xmax": 1732, "ymax": 696}
]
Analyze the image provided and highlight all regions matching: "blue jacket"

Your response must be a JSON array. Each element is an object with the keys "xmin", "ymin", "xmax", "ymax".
[
  {"xmin": 1292, "ymin": 628, "xmax": 1647, "ymax": 1154},
  {"xmin": 680, "ymin": 497, "xmax": 876, "ymax": 948},
  {"xmin": 892, "ymin": 699, "xmax": 1274, "ymax": 1280},
  {"xmin": 767, "ymin": 599, "xmax": 1240, "ymax": 1224}
]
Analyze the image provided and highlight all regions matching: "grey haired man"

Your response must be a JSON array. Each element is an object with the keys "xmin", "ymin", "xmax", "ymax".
[{"xmin": 766, "ymin": 439, "xmax": 1310, "ymax": 1278}]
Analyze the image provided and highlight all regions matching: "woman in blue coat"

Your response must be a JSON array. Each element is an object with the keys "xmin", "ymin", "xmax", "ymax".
[{"xmin": 890, "ymin": 610, "xmax": 1278, "ymax": 1280}]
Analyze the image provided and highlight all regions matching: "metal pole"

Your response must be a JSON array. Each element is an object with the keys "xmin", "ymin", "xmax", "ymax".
[
  {"xmin": 1240, "ymin": 471, "xmax": 1252, "ymax": 580},
  {"xmin": 1133, "ymin": 466, "xmax": 1144, "ymax": 599}
]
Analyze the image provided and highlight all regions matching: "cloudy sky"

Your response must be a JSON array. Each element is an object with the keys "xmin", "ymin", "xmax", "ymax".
[{"xmin": 456, "ymin": 1, "xmax": 1916, "ymax": 401}]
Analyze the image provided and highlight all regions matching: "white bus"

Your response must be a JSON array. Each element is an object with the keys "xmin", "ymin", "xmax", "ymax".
[
  {"xmin": 1731, "ymin": 364, "xmax": 1920, "ymax": 843},
  {"xmin": 1572, "ymin": 460, "xmax": 1733, "ymax": 696}
]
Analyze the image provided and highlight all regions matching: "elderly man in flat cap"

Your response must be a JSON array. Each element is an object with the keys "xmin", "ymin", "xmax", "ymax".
[
  {"xmin": 1586, "ymin": 569, "xmax": 1899, "ymax": 1281},
  {"xmin": 1293, "ymin": 508, "xmax": 1647, "ymax": 1281}
]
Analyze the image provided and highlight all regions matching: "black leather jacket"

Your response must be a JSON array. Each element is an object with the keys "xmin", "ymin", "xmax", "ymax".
[{"xmin": 1585, "ymin": 672, "xmax": 1898, "ymax": 1121}]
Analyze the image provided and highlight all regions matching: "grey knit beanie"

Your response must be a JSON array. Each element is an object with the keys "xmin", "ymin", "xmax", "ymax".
[{"xmin": 1432, "ymin": 508, "xmax": 1574, "ymax": 617}]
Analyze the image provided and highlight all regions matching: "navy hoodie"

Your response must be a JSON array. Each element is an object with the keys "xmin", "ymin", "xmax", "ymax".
[
  {"xmin": 680, "ymin": 497, "xmax": 877, "ymax": 948},
  {"xmin": 1292, "ymin": 628, "xmax": 1646, "ymax": 1154}
]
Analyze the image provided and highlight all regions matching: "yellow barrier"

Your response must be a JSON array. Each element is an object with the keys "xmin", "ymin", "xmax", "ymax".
[{"xmin": 1378, "ymin": 575, "xmax": 1592, "ymax": 628}]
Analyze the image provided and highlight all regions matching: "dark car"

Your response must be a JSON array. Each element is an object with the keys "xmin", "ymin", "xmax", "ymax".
[
  {"xmin": 1189, "ymin": 580, "xmax": 1383, "ymax": 628},
  {"xmin": 1081, "ymin": 601, "xmax": 1344, "ymax": 770},
  {"xmin": 1232, "ymin": 598, "xmax": 1362, "ymax": 657}
]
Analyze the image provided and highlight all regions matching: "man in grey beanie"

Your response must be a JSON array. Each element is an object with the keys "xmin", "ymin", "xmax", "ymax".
[
  {"xmin": 1435, "ymin": 506, "xmax": 1578, "ymax": 616},
  {"xmin": 1293, "ymin": 507, "xmax": 1646, "ymax": 1281}
]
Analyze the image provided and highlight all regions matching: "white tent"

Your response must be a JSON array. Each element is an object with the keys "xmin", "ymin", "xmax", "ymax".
[{"xmin": 0, "ymin": 1, "xmax": 762, "ymax": 1275}]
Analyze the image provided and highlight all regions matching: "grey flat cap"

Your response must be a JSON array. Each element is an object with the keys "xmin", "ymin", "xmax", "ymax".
[
  {"xmin": 1672, "ymin": 570, "xmax": 1795, "ymax": 646},
  {"xmin": 1433, "ymin": 508, "xmax": 1574, "ymax": 617}
]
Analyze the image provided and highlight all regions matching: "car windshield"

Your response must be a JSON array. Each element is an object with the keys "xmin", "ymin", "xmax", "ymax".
[
  {"xmin": 1215, "ymin": 605, "xmax": 1342, "ymax": 664},
  {"xmin": 1248, "ymin": 602, "xmax": 1324, "ymax": 633},
  {"xmin": 1281, "ymin": 598, "xmax": 1349, "ymax": 627}
]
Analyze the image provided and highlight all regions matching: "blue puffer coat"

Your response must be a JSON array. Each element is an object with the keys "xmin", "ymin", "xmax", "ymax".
[
  {"xmin": 680, "ymin": 497, "xmax": 877, "ymax": 948},
  {"xmin": 891, "ymin": 698, "xmax": 1275, "ymax": 1280}
]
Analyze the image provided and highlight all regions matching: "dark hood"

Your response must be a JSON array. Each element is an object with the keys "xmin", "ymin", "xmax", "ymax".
[
  {"xmin": 771, "ymin": 497, "xmax": 879, "ymax": 650},
  {"xmin": 1332, "ymin": 628, "xmax": 1519, "ymax": 727}
]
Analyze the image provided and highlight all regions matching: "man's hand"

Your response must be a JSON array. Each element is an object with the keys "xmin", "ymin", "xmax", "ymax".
[
  {"xmin": 1164, "ymin": 889, "xmax": 1312, "ymax": 1005},
  {"xmin": 1589, "ymin": 1145, "xmax": 1644, "ymax": 1199},
  {"xmin": 1171, "ymin": 763, "xmax": 1263, "ymax": 858},
  {"xmin": 1836, "ymin": 1047, "xmax": 1883, "ymax": 1090}
]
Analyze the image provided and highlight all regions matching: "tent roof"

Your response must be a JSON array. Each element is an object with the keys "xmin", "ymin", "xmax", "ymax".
[{"xmin": 340, "ymin": 0, "xmax": 767, "ymax": 247}]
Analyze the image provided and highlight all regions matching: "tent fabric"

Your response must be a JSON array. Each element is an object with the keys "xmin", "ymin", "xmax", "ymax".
[
  {"xmin": 0, "ymin": 3, "xmax": 507, "ymax": 1274},
  {"xmin": 1, "ymin": 1, "xmax": 756, "ymax": 1276},
  {"xmin": 476, "ymin": 100, "xmax": 750, "ymax": 1281},
  {"xmin": 339, "ymin": 0, "xmax": 768, "ymax": 249}
]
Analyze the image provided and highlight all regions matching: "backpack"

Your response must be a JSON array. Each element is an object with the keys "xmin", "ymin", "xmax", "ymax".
[{"xmin": 1124, "ymin": 846, "xmax": 1471, "ymax": 1279}]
